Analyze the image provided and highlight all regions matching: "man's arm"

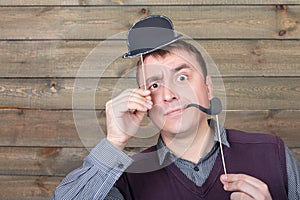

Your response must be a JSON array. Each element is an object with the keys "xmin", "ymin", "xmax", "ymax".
[
  {"xmin": 51, "ymin": 88, "xmax": 151, "ymax": 199},
  {"xmin": 51, "ymin": 139, "xmax": 132, "ymax": 200}
]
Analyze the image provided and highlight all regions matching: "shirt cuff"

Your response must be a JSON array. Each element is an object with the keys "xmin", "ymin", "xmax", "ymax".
[{"xmin": 88, "ymin": 138, "xmax": 133, "ymax": 171}]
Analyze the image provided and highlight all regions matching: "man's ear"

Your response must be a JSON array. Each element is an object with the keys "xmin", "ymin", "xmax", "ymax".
[{"xmin": 205, "ymin": 75, "xmax": 213, "ymax": 100}]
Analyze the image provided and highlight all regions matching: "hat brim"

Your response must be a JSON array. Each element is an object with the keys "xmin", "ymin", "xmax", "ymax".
[{"xmin": 123, "ymin": 33, "xmax": 182, "ymax": 59}]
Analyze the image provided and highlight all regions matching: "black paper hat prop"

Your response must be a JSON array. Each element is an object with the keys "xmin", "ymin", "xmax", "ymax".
[{"xmin": 123, "ymin": 15, "xmax": 182, "ymax": 58}]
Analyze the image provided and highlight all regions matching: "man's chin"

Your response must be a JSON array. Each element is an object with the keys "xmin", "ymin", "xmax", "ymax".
[{"xmin": 160, "ymin": 122, "xmax": 191, "ymax": 135}]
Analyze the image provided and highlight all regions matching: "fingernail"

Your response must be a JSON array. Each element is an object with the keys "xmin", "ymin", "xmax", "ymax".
[
  {"xmin": 224, "ymin": 184, "xmax": 228, "ymax": 190},
  {"xmin": 147, "ymin": 100, "xmax": 153, "ymax": 105},
  {"xmin": 144, "ymin": 90, "xmax": 150, "ymax": 95},
  {"xmin": 221, "ymin": 174, "xmax": 227, "ymax": 181}
]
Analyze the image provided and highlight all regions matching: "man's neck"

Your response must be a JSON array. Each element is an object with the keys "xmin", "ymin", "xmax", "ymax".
[{"xmin": 161, "ymin": 120, "xmax": 214, "ymax": 164}]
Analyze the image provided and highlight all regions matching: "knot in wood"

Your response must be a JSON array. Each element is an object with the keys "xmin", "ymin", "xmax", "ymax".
[
  {"xmin": 50, "ymin": 82, "xmax": 58, "ymax": 93},
  {"xmin": 278, "ymin": 29, "xmax": 287, "ymax": 36},
  {"xmin": 275, "ymin": 5, "xmax": 287, "ymax": 11},
  {"xmin": 140, "ymin": 8, "xmax": 149, "ymax": 15}
]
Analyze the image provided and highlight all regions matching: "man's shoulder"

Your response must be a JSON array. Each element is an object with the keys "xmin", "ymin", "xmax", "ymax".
[{"xmin": 226, "ymin": 129, "xmax": 283, "ymax": 145}]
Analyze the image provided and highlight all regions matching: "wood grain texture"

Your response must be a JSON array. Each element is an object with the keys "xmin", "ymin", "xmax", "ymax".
[
  {"xmin": 0, "ymin": 175, "xmax": 61, "ymax": 200},
  {"xmin": 0, "ymin": 109, "xmax": 299, "ymax": 148},
  {"xmin": 0, "ymin": 6, "xmax": 299, "ymax": 40},
  {"xmin": 0, "ymin": 109, "xmax": 158, "ymax": 148},
  {"xmin": 0, "ymin": 77, "xmax": 299, "ymax": 110},
  {"xmin": 0, "ymin": 146, "xmax": 299, "ymax": 177},
  {"xmin": 225, "ymin": 110, "xmax": 300, "ymax": 148},
  {"xmin": 0, "ymin": 147, "xmax": 86, "ymax": 176},
  {"xmin": 0, "ymin": 2, "xmax": 299, "ymax": 200},
  {"xmin": 0, "ymin": 0, "xmax": 299, "ymax": 6},
  {"xmin": 0, "ymin": 40, "xmax": 299, "ymax": 78}
]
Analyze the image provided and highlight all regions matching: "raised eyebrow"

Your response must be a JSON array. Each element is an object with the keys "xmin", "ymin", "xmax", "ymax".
[
  {"xmin": 144, "ymin": 65, "xmax": 190, "ymax": 85},
  {"xmin": 172, "ymin": 64, "xmax": 192, "ymax": 73},
  {"xmin": 145, "ymin": 74, "xmax": 163, "ymax": 85}
]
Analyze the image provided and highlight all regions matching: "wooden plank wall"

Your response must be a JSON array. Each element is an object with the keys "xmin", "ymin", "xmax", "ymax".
[{"xmin": 0, "ymin": 1, "xmax": 299, "ymax": 199}]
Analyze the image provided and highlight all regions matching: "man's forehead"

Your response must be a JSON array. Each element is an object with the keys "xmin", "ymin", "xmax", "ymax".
[{"xmin": 143, "ymin": 50, "xmax": 201, "ymax": 73}]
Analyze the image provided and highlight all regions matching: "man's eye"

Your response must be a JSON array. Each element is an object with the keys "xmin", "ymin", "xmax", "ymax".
[
  {"xmin": 177, "ymin": 74, "xmax": 188, "ymax": 81},
  {"xmin": 150, "ymin": 82, "xmax": 160, "ymax": 89}
]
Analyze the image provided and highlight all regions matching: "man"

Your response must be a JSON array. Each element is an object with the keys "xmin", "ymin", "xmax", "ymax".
[{"xmin": 52, "ymin": 15, "xmax": 299, "ymax": 199}]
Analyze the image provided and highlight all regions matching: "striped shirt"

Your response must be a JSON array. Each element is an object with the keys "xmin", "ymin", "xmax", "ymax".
[{"xmin": 51, "ymin": 123, "xmax": 300, "ymax": 200}]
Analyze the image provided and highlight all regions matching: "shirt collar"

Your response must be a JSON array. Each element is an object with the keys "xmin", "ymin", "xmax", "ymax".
[{"xmin": 156, "ymin": 119, "xmax": 230, "ymax": 165}]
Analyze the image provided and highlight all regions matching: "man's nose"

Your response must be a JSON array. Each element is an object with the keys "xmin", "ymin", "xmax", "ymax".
[{"xmin": 162, "ymin": 84, "xmax": 178, "ymax": 102}]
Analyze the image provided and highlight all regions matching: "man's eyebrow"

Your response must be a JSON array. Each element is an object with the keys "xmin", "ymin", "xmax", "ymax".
[
  {"xmin": 171, "ymin": 64, "xmax": 192, "ymax": 72},
  {"xmin": 143, "ymin": 64, "xmax": 191, "ymax": 86},
  {"xmin": 145, "ymin": 74, "xmax": 163, "ymax": 85}
]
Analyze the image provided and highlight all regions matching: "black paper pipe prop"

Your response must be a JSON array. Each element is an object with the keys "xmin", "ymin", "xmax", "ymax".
[{"xmin": 186, "ymin": 97, "xmax": 222, "ymax": 115}]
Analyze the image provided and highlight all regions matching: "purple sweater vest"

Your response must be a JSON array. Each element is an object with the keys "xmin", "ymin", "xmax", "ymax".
[{"xmin": 116, "ymin": 129, "xmax": 288, "ymax": 200}]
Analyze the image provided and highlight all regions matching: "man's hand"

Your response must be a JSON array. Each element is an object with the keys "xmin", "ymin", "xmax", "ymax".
[
  {"xmin": 105, "ymin": 89, "xmax": 152, "ymax": 150},
  {"xmin": 220, "ymin": 174, "xmax": 272, "ymax": 200}
]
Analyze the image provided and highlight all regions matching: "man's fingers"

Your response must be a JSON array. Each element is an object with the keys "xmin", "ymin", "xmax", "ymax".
[
  {"xmin": 223, "ymin": 178, "xmax": 257, "ymax": 199},
  {"xmin": 127, "ymin": 101, "xmax": 151, "ymax": 112},
  {"xmin": 220, "ymin": 174, "xmax": 272, "ymax": 200},
  {"xmin": 105, "ymin": 89, "xmax": 152, "ymax": 150},
  {"xmin": 134, "ymin": 89, "xmax": 151, "ymax": 97},
  {"xmin": 230, "ymin": 192, "xmax": 254, "ymax": 200},
  {"xmin": 108, "ymin": 89, "xmax": 152, "ymax": 113},
  {"xmin": 128, "ymin": 93, "xmax": 152, "ymax": 110},
  {"xmin": 225, "ymin": 174, "xmax": 267, "ymax": 187},
  {"xmin": 223, "ymin": 174, "xmax": 270, "ymax": 194}
]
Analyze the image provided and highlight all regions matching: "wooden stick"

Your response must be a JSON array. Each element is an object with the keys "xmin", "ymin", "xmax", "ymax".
[
  {"xmin": 216, "ymin": 114, "xmax": 227, "ymax": 175},
  {"xmin": 140, "ymin": 54, "xmax": 147, "ymax": 90}
]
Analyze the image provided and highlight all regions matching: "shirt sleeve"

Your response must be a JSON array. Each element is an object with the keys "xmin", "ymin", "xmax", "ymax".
[
  {"xmin": 51, "ymin": 138, "xmax": 133, "ymax": 200},
  {"xmin": 285, "ymin": 145, "xmax": 300, "ymax": 200}
]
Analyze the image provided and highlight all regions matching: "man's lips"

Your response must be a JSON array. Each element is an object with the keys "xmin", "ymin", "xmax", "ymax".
[{"xmin": 164, "ymin": 107, "xmax": 186, "ymax": 116}]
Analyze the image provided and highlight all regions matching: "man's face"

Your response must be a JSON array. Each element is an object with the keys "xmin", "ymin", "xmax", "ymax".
[{"xmin": 139, "ymin": 50, "xmax": 212, "ymax": 135}]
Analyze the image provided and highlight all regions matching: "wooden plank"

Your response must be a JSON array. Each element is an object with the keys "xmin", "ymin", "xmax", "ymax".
[
  {"xmin": 0, "ymin": 147, "xmax": 86, "ymax": 176},
  {"xmin": 0, "ymin": 146, "xmax": 299, "ymax": 177},
  {"xmin": 1, "ymin": 40, "xmax": 299, "ymax": 78},
  {"xmin": 0, "ymin": 175, "xmax": 60, "ymax": 200},
  {"xmin": 0, "ymin": 109, "xmax": 159, "ymax": 148},
  {"xmin": 0, "ymin": 77, "xmax": 299, "ymax": 110},
  {"xmin": 225, "ymin": 110, "xmax": 300, "ymax": 148},
  {"xmin": 0, "ymin": 109, "xmax": 300, "ymax": 148},
  {"xmin": 223, "ymin": 77, "xmax": 300, "ymax": 110},
  {"xmin": 1, "ymin": 0, "xmax": 300, "ymax": 6},
  {"xmin": 0, "ymin": 6, "xmax": 299, "ymax": 40}
]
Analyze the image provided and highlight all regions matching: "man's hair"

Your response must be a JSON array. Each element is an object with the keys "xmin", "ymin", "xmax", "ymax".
[{"xmin": 136, "ymin": 39, "xmax": 207, "ymax": 86}]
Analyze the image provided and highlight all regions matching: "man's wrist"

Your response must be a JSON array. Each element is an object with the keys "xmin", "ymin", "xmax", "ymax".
[{"xmin": 106, "ymin": 136, "xmax": 129, "ymax": 150}]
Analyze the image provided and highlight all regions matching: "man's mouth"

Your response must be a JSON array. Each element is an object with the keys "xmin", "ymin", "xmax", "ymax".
[{"xmin": 164, "ymin": 107, "xmax": 185, "ymax": 117}]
